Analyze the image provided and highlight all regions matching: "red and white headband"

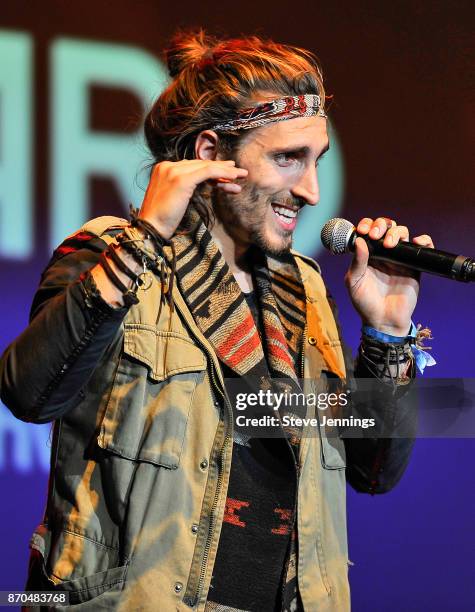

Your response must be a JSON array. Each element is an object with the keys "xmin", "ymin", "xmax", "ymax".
[{"xmin": 211, "ymin": 94, "xmax": 326, "ymax": 132}]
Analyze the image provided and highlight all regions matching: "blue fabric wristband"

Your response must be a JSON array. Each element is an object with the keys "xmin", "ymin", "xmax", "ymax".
[
  {"xmin": 362, "ymin": 321, "xmax": 436, "ymax": 374},
  {"xmin": 361, "ymin": 322, "xmax": 416, "ymax": 343}
]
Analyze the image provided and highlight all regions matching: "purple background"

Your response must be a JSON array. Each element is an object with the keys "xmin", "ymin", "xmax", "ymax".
[{"xmin": 1, "ymin": 1, "xmax": 474, "ymax": 610}]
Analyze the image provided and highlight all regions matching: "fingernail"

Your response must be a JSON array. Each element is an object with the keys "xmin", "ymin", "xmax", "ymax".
[
  {"xmin": 373, "ymin": 228, "xmax": 380, "ymax": 237},
  {"xmin": 386, "ymin": 236, "xmax": 394, "ymax": 246},
  {"xmin": 360, "ymin": 224, "xmax": 369, "ymax": 232}
]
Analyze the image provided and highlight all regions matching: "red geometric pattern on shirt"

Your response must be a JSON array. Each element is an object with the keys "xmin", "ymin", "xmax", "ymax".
[
  {"xmin": 271, "ymin": 507, "xmax": 293, "ymax": 535},
  {"xmin": 223, "ymin": 498, "xmax": 250, "ymax": 528}
]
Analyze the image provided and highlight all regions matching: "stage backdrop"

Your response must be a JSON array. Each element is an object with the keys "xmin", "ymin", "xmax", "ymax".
[{"xmin": 0, "ymin": 2, "xmax": 474, "ymax": 610}]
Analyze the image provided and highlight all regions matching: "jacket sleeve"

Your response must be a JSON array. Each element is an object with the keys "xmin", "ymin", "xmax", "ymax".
[
  {"xmin": 326, "ymin": 292, "xmax": 418, "ymax": 495},
  {"xmin": 0, "ymin": 231, "xmax": 129, "ymax": 424}
]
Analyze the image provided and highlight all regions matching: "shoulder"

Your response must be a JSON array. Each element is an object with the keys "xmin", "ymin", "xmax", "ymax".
[
  {"xmin": 79, "ymin": 215, "xmax": 129, "ymax": 237},
  {"xmin": 50, "ymin": 216, "xmax": 129, "ymax": 265},
  {"xmin": 30, "ymin": 216, "xmax": 129, "ymax": 320}
]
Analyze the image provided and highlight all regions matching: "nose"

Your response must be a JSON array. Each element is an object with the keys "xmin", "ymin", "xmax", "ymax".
[{"xmin": 291, "ymin": 165, "xmax": 320, "ymax": 206}]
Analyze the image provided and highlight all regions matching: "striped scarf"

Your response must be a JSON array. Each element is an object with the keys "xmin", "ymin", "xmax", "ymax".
[
  {"xmin": 170, "ymin": 214, "xmax": 307, "ymax": 389},
  {"xmin": 170, "ymin": 211, "xmax": 307, "ymax": 610}
]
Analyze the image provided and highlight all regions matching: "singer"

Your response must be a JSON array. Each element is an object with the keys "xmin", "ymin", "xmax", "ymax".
[{"xmin": 0, "ymin": 31, "xmax": 434, "ymax": 611}]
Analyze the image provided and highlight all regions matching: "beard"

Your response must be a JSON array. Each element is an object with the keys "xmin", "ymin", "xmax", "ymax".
[{"xmin": 213, "ymin": 182, "xmax": 303, "ymax": 256}]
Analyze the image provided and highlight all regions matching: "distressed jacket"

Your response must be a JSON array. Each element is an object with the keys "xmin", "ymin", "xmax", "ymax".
[{"xmin": 0, "ymin": 217, "xmax": 416, "ymax": 611}]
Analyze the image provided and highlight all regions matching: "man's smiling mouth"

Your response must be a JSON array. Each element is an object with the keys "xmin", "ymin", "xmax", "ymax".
[{"xmin": 271, "ymin": 203, "xmax": 300, "ymax": 226}]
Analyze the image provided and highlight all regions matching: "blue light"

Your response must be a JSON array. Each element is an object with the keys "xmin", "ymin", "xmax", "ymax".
[
  {"xmin": 293, "ymin": 123, "xmax": 345, "ymax": 257},
  {"xmin": 0, "ymin": 403, "xmax": 50, "ymax": 473}
]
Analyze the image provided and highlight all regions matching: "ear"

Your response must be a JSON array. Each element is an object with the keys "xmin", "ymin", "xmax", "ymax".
[{"xmin": 195, "ymin": 130, "xmax": 220, "ymax": 160}]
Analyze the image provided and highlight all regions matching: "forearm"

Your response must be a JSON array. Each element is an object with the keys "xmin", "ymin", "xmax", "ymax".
[
  {"xmin": 0, "ymin": 271, "xmax": 127, "ymax": 423},
  {"xmin": 0, "ymin": 218, "xmax": 169, "ymax": 423},
  {"xmin": 344, "ymin": 436, "xmax": 415, "ymax": 494},
  {"xmin": 344, "ymin": 335, "xmax": 418, "ymax": 494},
  {"xmin": 90, "ymin": 225, "xmax": 157, "ymax": 308}
]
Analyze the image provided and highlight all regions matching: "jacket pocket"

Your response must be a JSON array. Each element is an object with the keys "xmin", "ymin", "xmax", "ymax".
[
  {"xmin": 316, "ymin": 379, "xmax": 347, "ymax": 470},
  {"xmin": 97, "ymin": 324, "xmax": 207, "ymax": 469},
  {"xmin": 51, "ymin": 565, "xmax": 128, "ymax": 606},
  {"xmin": 312, "ymin": 372, "xmax": 347, "ymax": 470},
  {"xmin": 319, "ymin": 431, "xmax": 346, "ymax": 469},
  {"xmin": 28, "ymin": 524, "xmax": 127, "ymax": 606}
]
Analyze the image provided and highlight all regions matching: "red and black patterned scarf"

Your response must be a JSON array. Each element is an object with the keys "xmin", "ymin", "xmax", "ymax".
[
  {"xmin": 170, "ymin": 210, "xmax": 307, "ymax": 610},
  {"xmin": 170, "ymin": 212, "xmax": 306, "ymax": 387}
]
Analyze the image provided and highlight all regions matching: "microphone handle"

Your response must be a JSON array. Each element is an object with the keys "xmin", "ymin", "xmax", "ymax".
[{"xmin": 349, "ymin": 231, "xmax": 475, "ymax": 282}]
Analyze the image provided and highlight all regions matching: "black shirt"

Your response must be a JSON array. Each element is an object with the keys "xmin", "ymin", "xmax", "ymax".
[{"xmin": 207, "ymin": 292, "xmax": 297, "ymax": 611}]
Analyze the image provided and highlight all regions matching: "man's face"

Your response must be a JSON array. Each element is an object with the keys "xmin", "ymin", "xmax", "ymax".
[{"xmin": 214, "ymin": 115, "xmax": 329, "ymax": 255}]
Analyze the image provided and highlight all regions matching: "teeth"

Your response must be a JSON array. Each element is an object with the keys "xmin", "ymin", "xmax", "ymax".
[
  {"xmin": 273, "ymin": 210, "xmax": 293, "ymax": 224},
  {"xmin": 278, "ymin": 215, "xmax": 293, "ymax": 225},
  {"xmin": 272, "ymin": 205, "xmax": 298, "ymax": 218}
]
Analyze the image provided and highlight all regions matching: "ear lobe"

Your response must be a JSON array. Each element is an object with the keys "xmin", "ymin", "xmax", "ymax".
[{"xmin": 195, "ymin": 130, "xmax": 220, "ymax": 160}]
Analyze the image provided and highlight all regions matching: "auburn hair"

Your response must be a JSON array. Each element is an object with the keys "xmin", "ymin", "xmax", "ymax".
[{"xmin": 144, "ymin": 30, "xmax": 326, "ymax": 227}]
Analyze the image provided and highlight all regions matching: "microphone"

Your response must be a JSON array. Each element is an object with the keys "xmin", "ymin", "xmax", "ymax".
[{"xmin": 320, "ymin": 218, "xmax": 475, "ymax": 283}]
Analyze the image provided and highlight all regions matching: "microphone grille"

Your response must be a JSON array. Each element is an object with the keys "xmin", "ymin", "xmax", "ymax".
[{"xmin": 320, "ymin": 218, "xmax": 355, "ymax": 254}]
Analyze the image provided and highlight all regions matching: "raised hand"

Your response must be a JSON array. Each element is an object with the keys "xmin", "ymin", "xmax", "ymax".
[
  {"xmin": 345, "ymin": 217, "xmax": 434, "ymax": 336},
  {"xmin": 138, "ymin": 159, "xmax": 248, "ymax": 239}
]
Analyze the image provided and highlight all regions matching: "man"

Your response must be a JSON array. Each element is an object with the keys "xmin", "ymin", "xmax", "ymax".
[{"xmin": 0, "ymin": 31, "xmax": 434, "ymax": 611}]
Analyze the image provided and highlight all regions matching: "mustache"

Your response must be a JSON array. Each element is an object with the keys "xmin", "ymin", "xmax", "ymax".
[
  {"xmin": 270, "ymin": 196, "xmax": 306, "ymax": 209},
  {"xmin": 244, "ymin": 185, "xmax": 306, "ymax": 209}
]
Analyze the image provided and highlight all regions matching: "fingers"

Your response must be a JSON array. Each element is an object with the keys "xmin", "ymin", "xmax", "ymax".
[
  {"xmin": 356, "ymin": 216, "xmax": 410, "ymax": 248},
  {"xmin": 151, "ymin": 159, "xmax": 248, "ymax": 195},
  {"xmin": 154, "ymin": 159, "xmax": 248, "ymax": 190},
  {"xmin": 192, "ymin": 161, "xmax": 248, "ymax": 185},
  {"xmin": 356, "ymin": 218, "xmax": 374, "ymax": 234},
  {"xmin": 357, "ymin": 216, "xmax": 395, "ymax": 239},
  {"xmin": 412, "ymin": 234, "xmax": 435, "ymax": 248},
  {"xmin": 155, "ymin": 159, "xmax": 237, "ymax": 171},
  {"xmin": 216, "ymin": 182, "xmax": 243, "ymax": 194},
  {"xmin": 383, "ymin": 224, "xmax": 409, "ymax": 247},
  {"xmin": 348, "ymin": 236, "xmax": 369, "ymax": 281},
  {"xmin": 356, "ymin": 217, "xmax": 435, "ymax": 251}
]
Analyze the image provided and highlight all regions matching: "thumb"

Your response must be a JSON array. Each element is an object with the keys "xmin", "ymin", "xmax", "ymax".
[{"xmin": 348, "ymin": 236, "xmax": 369, "ymax": 279}]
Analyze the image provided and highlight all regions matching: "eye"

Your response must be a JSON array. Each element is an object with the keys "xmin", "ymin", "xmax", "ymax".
[{"xmin": 274, "ymin": 152, "xmax": 299, "ymax": 166}]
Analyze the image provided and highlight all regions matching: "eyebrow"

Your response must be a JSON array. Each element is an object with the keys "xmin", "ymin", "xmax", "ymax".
[{"xmin": 270, "ymin": 143, "xmax": 330, "ymax": 159}]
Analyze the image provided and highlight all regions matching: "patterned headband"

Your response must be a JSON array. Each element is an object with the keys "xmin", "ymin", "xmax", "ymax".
[{"xmin": 210, "ymin": 94, "xmax": 326, "ymax": 132}]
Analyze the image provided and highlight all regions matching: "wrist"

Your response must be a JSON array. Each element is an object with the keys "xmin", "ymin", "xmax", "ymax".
[
  {"xmin": 114, "ymin": 244, "xmax": 145, "ymax": 276},
  {"xmin": 91, "ymin": 262, "xmax": 134, "ymax": 309},
  {"xmin": 137, "ymin": 214, "xmax": 174, "ymax": 240},
  {"xmin": 361, "ymin": 321, "xmax": 412, "ymax": 339},
  {"xmin": 357, "ymin": 335, "xmax": 415, "ymax": 388}
]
